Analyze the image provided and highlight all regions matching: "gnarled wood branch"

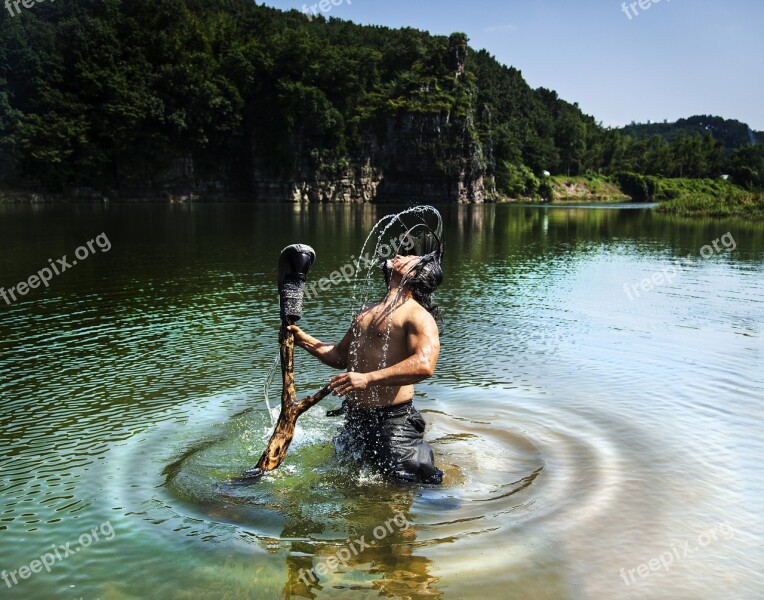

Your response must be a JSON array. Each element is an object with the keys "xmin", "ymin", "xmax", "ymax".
[{"xmin": 233, "ymin": 323, "xmax": 332, "ymax": 483}]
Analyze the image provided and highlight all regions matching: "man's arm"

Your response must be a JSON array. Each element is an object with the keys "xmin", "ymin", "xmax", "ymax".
[
  {"xmin": 287, "ymin": 324, "xmax": 352, "ymax": 370},
  {"xmin": 330, "ymin": 310, "xmax": 440, "ymax": 396}
]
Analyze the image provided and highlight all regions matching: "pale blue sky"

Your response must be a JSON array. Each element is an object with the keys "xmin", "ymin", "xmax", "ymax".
[{"xmin": 262, "ymin": 0, "xmax": 764, "ymax": 130}]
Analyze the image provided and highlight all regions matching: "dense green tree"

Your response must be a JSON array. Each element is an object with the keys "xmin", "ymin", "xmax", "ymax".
[
  {"xmin": 622, "ymin": 115, "xmax": 756, "ymax": 153},
  {"xmin": 0, "ymin": 1, "xmax": 760, "ymax": 195},
  {"xmin": 726, "ymin": 145, "xmax": 764, "ymax": 190}
]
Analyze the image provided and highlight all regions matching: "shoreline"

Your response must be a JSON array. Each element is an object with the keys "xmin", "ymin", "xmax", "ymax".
[{"xmin": 2, "ymin": 175, "xmax": 762, "ymax": 219}]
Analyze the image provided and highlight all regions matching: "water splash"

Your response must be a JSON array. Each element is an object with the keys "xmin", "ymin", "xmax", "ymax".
[
  {"xmin": 262, "ymin": 355, "xmax": 280, "ymax": 425},
  {"xmin": 349, "ymin": 205, "xmax": 444, "ymax": 313},
  {"xmin": 345, "ymin": 205, "xmax": 444, "ymax": 397}
]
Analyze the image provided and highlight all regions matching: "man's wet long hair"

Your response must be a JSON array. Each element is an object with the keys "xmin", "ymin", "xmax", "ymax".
[{"xmin": 381, "ymin": 223, "xmax": 445, "ymax": 327}]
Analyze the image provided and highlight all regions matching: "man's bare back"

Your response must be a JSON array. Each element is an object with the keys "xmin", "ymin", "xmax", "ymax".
[
  {"xmin": 287, "ymin": 254, "xmax": 440, "ymax": 408},
  {"xmin": 286, "ymin": 252, "xmax": 445, "ymax": 484},
  {"xmin": 347, "ymin": 297, "xmax": 439, "ymax": 406}
]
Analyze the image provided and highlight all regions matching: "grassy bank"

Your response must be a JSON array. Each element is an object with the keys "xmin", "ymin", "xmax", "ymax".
[
  {"xmin": 534, "ymin": 172, "xmax": 764, "ymax": 219},
  {"xmin": 611, "ymin": 172, "xmax": 764, "ymax": 219},
  {"xmin": 654, "ymin": 186, "xmax": 764, "ymax": 219},
  {"xmin": 493, "ymin": 169, "xmax": 630, "ymax": 203},
  {"xmin": 548, "ymin": 176, "xmax": 630, "ymax": 203}
]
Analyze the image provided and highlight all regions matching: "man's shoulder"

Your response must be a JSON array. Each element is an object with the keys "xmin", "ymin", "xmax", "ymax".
[
  {"xmin": 403, "ymin": 299, "xmax": 437, "ymax": 328},
  {"xmin": 357, "ymin": 302, "xmax": 378, "ymax": 315}
]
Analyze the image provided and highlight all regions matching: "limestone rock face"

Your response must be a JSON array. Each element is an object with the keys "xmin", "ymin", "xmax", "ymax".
[
  {"xmin": 246, "ymin": 41, "xmax": 492, "ymax": 204},
  {"xmin": 112, "ymin": 34, "xmax": 494, "ymax": 205},
  {"xmin": 374, "ymin": 112, "xmax": 487, "ymax": 204},
  {"xmin": 250, "ymin": 159, "xmax": 383, "ymax": 204},
  {"xmin": 247, "ymin": 112, "xmax": 489, "ymax": 204}
]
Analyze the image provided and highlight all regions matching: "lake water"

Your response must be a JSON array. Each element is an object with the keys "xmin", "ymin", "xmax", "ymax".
[{"xmin": 1, "ymin": 203, "xmax": 762, "ymax": 600}]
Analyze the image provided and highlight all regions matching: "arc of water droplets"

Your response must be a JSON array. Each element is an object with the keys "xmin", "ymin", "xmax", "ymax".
[
  {"xmin": 347, "ymin": 206, "xmax": 443, "ymax": 391},
  {"xmin": 262, "ymin": 355, "xmax": 280, "ymax": 426},
  {"xmin": 349, "ymin": 205, "xmax": 443, "ymax": 310}
]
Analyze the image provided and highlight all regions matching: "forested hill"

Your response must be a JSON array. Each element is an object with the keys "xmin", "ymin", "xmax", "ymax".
[
  {"xmin": 621, "ymin": 116, "xmax": 761, "ymax": 153},
  {"xmin": 1, "ymin": 0, "xmax": 762, "ymax": 201}
]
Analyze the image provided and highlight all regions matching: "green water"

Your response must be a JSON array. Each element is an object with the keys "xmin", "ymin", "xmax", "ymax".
[{"xmin": 1, "ymin": 203, "xmax": 762, "ymax": 599}]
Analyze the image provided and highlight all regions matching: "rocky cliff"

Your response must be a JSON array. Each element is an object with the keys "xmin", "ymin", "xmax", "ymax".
[
  {"xmin": 247, "ymin": 35, "xmax": 492, "ymax": 204},
  {"xmin": 248, "ymin": 112, "xmax": 490, "ymax": 204}
]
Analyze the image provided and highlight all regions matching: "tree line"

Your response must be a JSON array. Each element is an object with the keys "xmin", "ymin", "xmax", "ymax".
[{"xmin": 1, "ymin": 0, "xmax": 762, "ymax": 197}]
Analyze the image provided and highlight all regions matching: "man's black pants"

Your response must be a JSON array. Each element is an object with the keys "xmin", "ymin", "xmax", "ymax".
[{"xmin": 333, "ymin": 400, "xmax": 443, "ymax": 485}]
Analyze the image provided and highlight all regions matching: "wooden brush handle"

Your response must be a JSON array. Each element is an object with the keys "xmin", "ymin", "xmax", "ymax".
[{"xmin": 239, "ymin": 324, "xmax": 332, "ymax": 480}]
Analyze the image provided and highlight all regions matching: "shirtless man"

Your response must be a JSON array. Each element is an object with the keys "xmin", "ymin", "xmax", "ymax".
[{"xmin": 287, "ymin": 252, "xmax": 444, "ymax": 484}]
